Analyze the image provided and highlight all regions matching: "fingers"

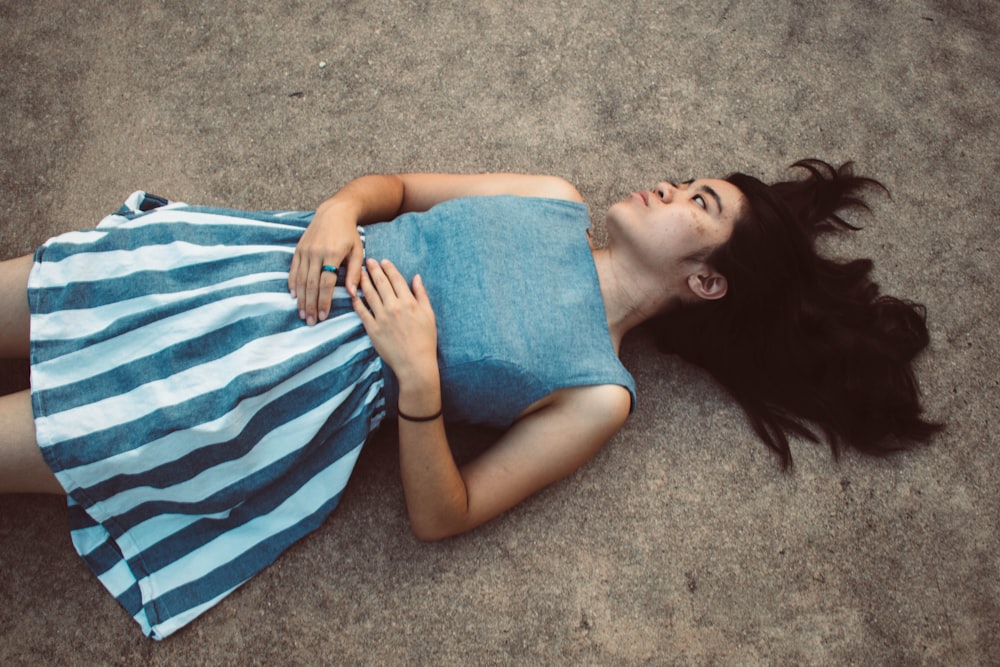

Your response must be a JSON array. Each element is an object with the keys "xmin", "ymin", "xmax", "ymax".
[
  {"xmin": 357, "ymin": 262, "xmax": 380, "ymax": 311},
  {"xmin": 287, "ymin": 253, "xmax": 301, "ymax": 295},
  {"xmin": 351, "ymin": 277, "xmax": 375, "ymax": 326},
  {"xmin": 352, "ymin": 259, "xmax": 437, "ymax": 380},
  {"xmin": 344, "ymin": 243, "xmax": 364, "ymax": 297},
  {"xmin": 306, "ymin": 255, "xmax": 424, "ymax": 328},
  {"xmin": 290, "ymin": 240, "xmax": 352, "ymax": 325},
  {"xmin": 361, "ymin": 258, "xmax": 396, "ymax": 313},
  {"xmin": 316, "ymin": 270, "xmax": 339, "ymax": 323},
  {"xmin": 295, "ymin": 257, "xmax": 339, "ymax": 326},
  {"xmin": 357, "ymin": 258, "xmax": 425, "ymax": 316},
  {"xmin": 411, "ymin": 273, "xmax": 428, "ymax": 305},
  {"xmin": 290, "ymin": 249, "xmax": 345, "ymax": 325},
  {"xmin": 376, "ymin": 259, "xmax": 413, "ymax": 297},
  {"xmin": 288, "ymin": 220, "xmax": 363, "ymax": 324}
]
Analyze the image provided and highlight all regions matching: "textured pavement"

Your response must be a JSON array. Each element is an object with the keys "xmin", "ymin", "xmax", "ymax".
[{"xmin": 1, "ymin": 1, "xmax": 997, "ymax": 664}]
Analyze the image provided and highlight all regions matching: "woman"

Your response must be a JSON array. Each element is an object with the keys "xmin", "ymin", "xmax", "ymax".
[{"xmin": 0, "ymin": 161, "xmax": 938, "ymax": 638}]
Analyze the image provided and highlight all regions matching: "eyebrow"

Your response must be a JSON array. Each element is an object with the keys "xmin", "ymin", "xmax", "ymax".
[{"xmin": 698, "ymin": 184, "xmax": 723, "ymax": 216}]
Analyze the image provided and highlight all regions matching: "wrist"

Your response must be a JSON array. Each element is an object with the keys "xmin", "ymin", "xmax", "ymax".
[
  {"xmin": 317, "ymin": 195, "xmax": 362, "ymax": 225},
  {"xmin": 397, "ymin": 405, "xmax": 443, "ymax": 422},
  {"xmin": 396, "ymin": 368, "xmax": 441, "ymax": 418}
]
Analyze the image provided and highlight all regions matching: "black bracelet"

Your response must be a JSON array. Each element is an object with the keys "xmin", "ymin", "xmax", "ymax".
[{"xmin": 397, "ymin": 406, "xmax": 443, "ymax": 422}]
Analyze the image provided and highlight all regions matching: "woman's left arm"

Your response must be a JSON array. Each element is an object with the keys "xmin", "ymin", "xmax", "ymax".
[
  {"xmin": 402, "ymin": 383, "xmax": 630, "ymax": 541},
  {"xmin": 355, "ymin": 259, "xmax": 630, "ymax": 541}
]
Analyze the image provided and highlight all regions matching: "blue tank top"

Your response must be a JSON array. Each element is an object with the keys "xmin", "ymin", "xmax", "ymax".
[{"xmin": 362, "ymin": 195, "xmax": 636, "ymax": 428}]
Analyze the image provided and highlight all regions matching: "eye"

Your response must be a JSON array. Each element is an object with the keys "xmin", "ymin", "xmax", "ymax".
[{"xmin": 693, "ymin": 194, "xmax": 707, "ymax": 210}]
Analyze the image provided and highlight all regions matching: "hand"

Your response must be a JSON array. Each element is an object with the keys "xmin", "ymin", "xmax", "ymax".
[
  {"xmin": 353, "ymin": 259, "xmax": 439, "ymax": 384},
  {"xmin": 288, "ymin": 198, "xmax": 365, "ymax": 325}
]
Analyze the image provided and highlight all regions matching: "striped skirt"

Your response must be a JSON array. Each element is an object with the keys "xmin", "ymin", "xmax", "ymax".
[{"xmin": 27, "ymin": 192, "xmax": 385, "ymax": 639}]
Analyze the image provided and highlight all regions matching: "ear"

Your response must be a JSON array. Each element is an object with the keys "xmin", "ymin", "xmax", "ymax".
[{"xmin": 687, "ymin": 269, "xmax": 728, "ymax": 301}]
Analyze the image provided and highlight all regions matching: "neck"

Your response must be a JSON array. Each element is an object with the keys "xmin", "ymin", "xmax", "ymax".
[{"xmin": 592, "ymin": 248, "xmax": 684, "ymax": 353}]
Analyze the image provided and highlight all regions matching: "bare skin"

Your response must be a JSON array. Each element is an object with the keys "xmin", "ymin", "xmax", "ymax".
[
  {"xmin": 0, "ymin": 254, "xmax": 32, "ymax": 358},
  {"xmin": 0, "ymin": 254, "xmax": 63, "ymax": 494}
]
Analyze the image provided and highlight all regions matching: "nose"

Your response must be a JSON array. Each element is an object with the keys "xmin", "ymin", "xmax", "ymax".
[{"xmin": 653, "ymin": 181, "xmax": 678, "ymax": 202}]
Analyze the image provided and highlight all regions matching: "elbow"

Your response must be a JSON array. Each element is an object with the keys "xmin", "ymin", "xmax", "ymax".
[
  {"xmin": 407, "ymin": 510, "xmax": 469, "ymax": 542},
  {"xmin": 404, "ymin": 484, "xmax": 472, "ymax": 541},
  {"xmin": 409, "ymin": 521, "xmax": 458, "ymax": 543},
  {"xmin": 410, "ymin": 524, "xmax": 449, "ymax": 543}
]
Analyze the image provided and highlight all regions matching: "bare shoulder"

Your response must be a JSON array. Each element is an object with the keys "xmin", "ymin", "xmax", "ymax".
[
  {"xmin": 459, "ymin": 173, "xmax": 583, "ymax": 202},
  {"xmin": 530, "ymin": 175, "xmax": 584, "ymax": 203},
  {"xmin": 561, "ymin": 384, "xmax": 631, "ymax": 423},
  {"xmin": 397, "ymin": 173, "xmax": 583, "ymax": 212},
  {"xmin": 523, "ymin": 383, "xmax": 631, "ymax": 428}
]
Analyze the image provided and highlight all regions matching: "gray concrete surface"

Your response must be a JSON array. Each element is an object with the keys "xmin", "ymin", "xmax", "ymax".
[{"xmin": 1, "ymin": 0, "xmax": 997, "ymax": 664}]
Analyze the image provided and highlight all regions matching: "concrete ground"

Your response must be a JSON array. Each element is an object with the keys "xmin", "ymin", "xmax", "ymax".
[{"xmin": 1, "ymin": 0, "xmax": 997, "ymax": 664}]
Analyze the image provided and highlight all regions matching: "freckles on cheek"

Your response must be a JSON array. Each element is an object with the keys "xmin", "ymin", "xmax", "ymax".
[{"xmin": 689, "ymin": 211, "xmax": 708, "ymax": 237}]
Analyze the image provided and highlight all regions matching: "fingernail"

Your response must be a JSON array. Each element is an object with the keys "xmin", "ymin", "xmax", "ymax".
[
  {"xmin": 307, "ymin": 316, "xmax": 316, "ymax": 326},
  {"xmin": 299, "ymin": 309, "xmax": 306, "ymax": 319},
  {"xmin": 319, "ymin": 311, "xmax": 327, "ymax": 321}
]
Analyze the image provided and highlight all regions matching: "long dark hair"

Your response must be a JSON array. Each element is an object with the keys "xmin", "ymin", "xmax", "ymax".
[{"xmin": 650, "ymin": 159, "xmax": 941, "ymax": 467}]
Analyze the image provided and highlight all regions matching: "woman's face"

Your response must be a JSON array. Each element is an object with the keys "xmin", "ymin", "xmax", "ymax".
[{"xmin": 606, "ymin": 178, "xmax": 744, "ymax": 272}]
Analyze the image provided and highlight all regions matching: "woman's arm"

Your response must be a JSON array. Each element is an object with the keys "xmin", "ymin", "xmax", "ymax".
[
  {"xmin": 290, "ymin": 173, "xmax": 581, "ymax": 325},
  {"xmin": 355, "ymin": 258, "xmax": 629, "ymax": 542},
  {"xmin": 401, "ymin": 382, "xmax": 630, "ymax": 541}
]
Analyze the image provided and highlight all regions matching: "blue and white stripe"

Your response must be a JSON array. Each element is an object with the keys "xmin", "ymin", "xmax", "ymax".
[{"xmin": 27, "ymin": 192, "xmax": 384, "ymax": 639}]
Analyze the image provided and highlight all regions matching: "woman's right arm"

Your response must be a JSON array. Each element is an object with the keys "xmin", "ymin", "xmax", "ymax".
[{"xmin": 289, "ymin": 173, "xmax": 581, "ymax": 325}]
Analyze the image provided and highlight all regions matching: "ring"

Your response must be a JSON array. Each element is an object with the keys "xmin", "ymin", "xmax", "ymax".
[{"xmin": 321, "ymin": 265, "xmax": 337, "ymax": 273}]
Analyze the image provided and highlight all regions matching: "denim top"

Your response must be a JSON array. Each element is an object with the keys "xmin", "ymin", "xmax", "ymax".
[{"xmin": 362, "ymin": 195, "xmax": 636, "ymax": 428}]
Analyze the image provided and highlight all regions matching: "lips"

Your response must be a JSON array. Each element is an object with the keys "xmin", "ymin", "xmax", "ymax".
[{"xmin": 632, "ymin": 191, "xmax": 649, "ymax": 206}]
